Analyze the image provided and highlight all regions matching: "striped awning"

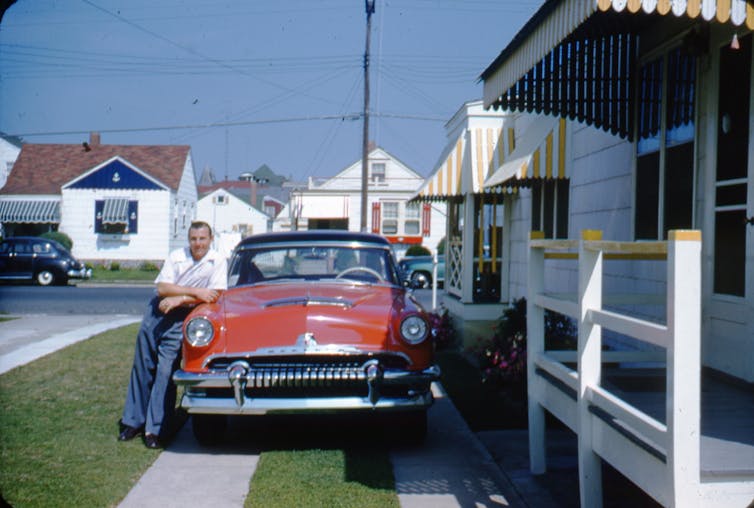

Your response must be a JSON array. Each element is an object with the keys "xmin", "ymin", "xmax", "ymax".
[
  {"xmin": 102, "ymin": 197, "xmax": 129, "ymax": 224},
  {"xmin": 482, "ymin": 0, "xmax": 754, "ymax": 112},
  {"xmin": 484, "ymin": 116, "xmax": 568, "ymax": 190},
  {"xmin": 411, "ymin": 135, "xmax": 465, "ymax": 202},
  {"xmin": 412, "ymin": 125, "xmax": 517, "ymax": 202},
  {"xmin": 0, "ymin": 200, "xmax": 61, "ymax": 223}
]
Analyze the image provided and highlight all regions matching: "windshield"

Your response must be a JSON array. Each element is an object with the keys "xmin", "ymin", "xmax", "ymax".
[{"xmin": 228, "ymin": 244, "xmax": 400, "ymax": 287}]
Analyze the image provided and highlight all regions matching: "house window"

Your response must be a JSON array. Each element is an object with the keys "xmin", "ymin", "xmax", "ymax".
[
  {"xmin": 264, "ymin": 205, "xmax": 276, "ymax": 217},
  {"xmin": 95, "ymin": 199, "xmax": 138, "ymax": 234},
  {"xmin": 371, "ymin": 163, "xmax": 386, "ymax": 183},
  {"xmin": 381, "ymin": 202, "xmax": 398, "ymax": 235},
  {"xmin": 634, "ymin": 46, "xmax": 696, "ymax": 240},
  {"xmin": 531, "ymin": 180, "xmax": 569, "ymax": 239},
  {"xmin": 405, "ymin": 202, "xmax": 421, "ymax": 235},
  {"xmin": 213, "ymin": 195, "xmax": 227, "ymax": 205}
]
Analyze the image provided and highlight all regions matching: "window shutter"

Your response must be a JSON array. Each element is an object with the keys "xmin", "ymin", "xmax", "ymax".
[
  {"xmin": 94, "ymin": 200, "xmax": 104, "ymax": 233},
  {"xmin": 128, "ymin": 201, "xmax": 139, "ymax": 234},
  {"xmin": 371, "ymin": 202, "xmax": 381, "ymax": 233},
  {"xmin": 422, "ymin": 203, "xmax": 431, "ymax": 237}
]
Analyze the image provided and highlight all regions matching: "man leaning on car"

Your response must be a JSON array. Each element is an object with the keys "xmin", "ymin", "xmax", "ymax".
[{"xmin": 118, "ymin": 221, "xmax": 227, "ymax": 449}]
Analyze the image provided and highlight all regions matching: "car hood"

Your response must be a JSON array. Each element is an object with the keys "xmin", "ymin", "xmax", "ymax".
[{"xmin": 219, "ymin": 281, "xmax": 401, "ymax": 352}]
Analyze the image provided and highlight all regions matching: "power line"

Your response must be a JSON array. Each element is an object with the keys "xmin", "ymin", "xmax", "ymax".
[{"xmin": 8, "ymin": 112, "xmax": 444, "ymax": 138}]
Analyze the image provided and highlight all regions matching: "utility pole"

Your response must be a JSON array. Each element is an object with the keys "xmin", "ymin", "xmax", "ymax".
[{"xmin": 360, "ymin": 0, "xmax": 375, "ymax": 232}]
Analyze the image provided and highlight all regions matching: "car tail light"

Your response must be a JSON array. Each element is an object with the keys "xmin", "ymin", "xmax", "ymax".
[
  {"xmin": 400, "ymin": 315, "xmax": 429, "ymax": 345},
  {"xmin": 185, "ymin": 317, "xmax": 215, "ymax": 347}
]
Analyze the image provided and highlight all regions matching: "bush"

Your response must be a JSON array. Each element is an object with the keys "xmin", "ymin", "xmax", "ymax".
[
  {"xmin": 436, "ymin": 236, "xmax": 446, "ymax": 255},
  {"xmin": 110, "ymin": 262, "xmax": 121, "ymax": 271},
  {"xmin": 469, "ymin": 297, "xmax": 576, "ymax": 397},
  {"xmin": 405, "ymin": 245, "xmax": 431, "ymax": 256},
  {"xmin": 428, "ymin": 307, "xmax": 456, "ymax": 350},
  {"xmin": 40, "ymin": 231, "xmax": 73, "ymax": 250},
  {"xmin": 139, "ymin": 261, "xmax": 159, "ymax": 272}
]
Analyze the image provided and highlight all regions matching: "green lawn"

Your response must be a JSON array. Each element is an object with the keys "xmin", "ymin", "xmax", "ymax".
[{"xmin": 0, "ymin": 323, "xmax": 158, "ymax": 507}]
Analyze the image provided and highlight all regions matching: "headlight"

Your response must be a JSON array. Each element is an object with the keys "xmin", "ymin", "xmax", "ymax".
[
  {"xmin": 400, "ymin": 315, "xmax": 429, "ymax": 345},
  {"xmin": 185, "ymin": 317, "xmax": 215, "ymax": 347}
]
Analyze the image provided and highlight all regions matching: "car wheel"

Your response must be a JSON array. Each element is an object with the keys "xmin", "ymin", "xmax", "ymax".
[
  {"xmin": 36, "ymin": 270, "xmax": 55, "ymax": 286},
  {"xmin": 192, "ymin": 414, "xmax": 227, "ymax": 446},
  {"xmin": 410, "ymin": 271, "xmax": 430, "ymax": 289}
]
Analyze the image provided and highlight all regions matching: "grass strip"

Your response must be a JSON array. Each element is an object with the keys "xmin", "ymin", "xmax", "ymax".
[
  {"xmin": 0, "ymin": 323, "xmax": 161, "ymax": 508},
  {"xmin": 90, "ymin": 267, "xmax": 157, "ymax": 283},
  {"xmin": 247, "ymin": 446, "xmax": 398, "ymax": 508}
]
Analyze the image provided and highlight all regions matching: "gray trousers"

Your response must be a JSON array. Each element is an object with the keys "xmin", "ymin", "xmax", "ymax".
[{"xmin": 121, "ymin": 296, "xmax": 191, "ymax": 436}]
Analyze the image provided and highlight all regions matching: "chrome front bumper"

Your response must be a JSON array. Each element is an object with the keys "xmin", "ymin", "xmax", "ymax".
[
  {"xmin": 174, "ymin": 362, "xmax": 440, "ymax": 415},
  {"xmin": 68, "ymin": 266, "xmax": 92, "ymax": 279}
]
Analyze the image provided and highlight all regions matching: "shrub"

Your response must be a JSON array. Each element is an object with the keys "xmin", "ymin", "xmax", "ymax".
[
  {"xmin": 436, "ymin": 236, "xmax": 446, "ymax": 255},
  {"xmin": 139, "ymin": 261, "xmax": 159, "ymax": 272},
  {"xmin": 428, "ymin": 307, "xmax": 455, "ymax": 350},
  {"xmin": 470, "ymin": 297, "xmax": 576, "ymax": 396},
  {"xmin": 110, "ymin": 262, "xmax": 121, "ymax": 271},
  {"xmin": 405, "ymin": 245, "xmax": 431, "ymax": 256},
  {"xmin": 40, "ymin": 231, "xmax": 73, "ymax": 250}
]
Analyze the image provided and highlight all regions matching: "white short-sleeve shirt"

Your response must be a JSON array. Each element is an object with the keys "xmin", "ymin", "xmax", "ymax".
[{"xmin": 154, "ymin": 247, "xmax": 228, "ymax": 290}]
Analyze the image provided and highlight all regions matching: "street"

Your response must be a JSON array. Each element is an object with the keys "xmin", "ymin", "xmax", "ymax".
[{"xmin": 0, "ymin": 284, "xmax": 153, "ymax": 315}]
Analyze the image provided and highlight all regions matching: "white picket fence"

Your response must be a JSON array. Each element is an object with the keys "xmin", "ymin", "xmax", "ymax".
[{"xmin": 526, "ymin": 229, "xmax": 705, "ymax": 507}]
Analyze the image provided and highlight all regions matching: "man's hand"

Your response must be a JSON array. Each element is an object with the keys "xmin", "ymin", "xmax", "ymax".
[
  {"xmin": 157, "ymin": 288, "xmax": 220, "ymax": 314},
  {"xmin": 158, "ymin": 295, "xmax": 185, "ymax": 314},
  {"xmin": 193, "ymin": 287, "xmax": 219, "ymax": 303}
]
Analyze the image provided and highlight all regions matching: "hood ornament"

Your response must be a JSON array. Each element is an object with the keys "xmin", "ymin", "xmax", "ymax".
[{"xmin": 296, "ymin": 332, "xmax": 317, "ymax": 349}]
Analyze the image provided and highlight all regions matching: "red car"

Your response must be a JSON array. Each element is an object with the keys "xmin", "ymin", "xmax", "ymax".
[{"xmin": 173, "ymin": 230, "xmax": 439, "ymax": 444}]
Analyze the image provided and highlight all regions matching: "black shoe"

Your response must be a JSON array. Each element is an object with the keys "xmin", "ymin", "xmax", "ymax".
[
  {"xmin": 118, "ymin": 423, "xmax": 143, "ymax": 442},
  {"xmin": 144, "ymin": 433, "xmax": 162, "ymax": 449}
]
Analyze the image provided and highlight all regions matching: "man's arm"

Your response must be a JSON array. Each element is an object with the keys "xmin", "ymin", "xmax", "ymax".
[{"xmin": 156, "ymin": 282, "xmax": 219, "ymax": 314}]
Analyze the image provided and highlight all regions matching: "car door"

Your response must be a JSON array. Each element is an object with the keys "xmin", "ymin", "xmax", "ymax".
[{"xmin": 10, "ymin": 240, "xmax": 35, "ymax": 279}]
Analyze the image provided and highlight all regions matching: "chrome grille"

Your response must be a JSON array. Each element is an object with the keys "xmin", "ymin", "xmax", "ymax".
[{"xmin": 240, "ymin": 362, "xmax": 366, "ymax": 389}]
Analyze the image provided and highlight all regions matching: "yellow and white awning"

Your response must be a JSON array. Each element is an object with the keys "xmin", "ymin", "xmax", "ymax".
[
  {"xmin": 412, "ymin": 125, "xmax": 517, "ymax": 201},
  {"xmin": 484, "ymin": 117, "xmax": 568, "ymax": 190},
  {"xmin": 412, "ymin": 135, "xmax": 465, "ymax": 201},
  {"xmin": 0, "ymin": 200, "xmax": 61, "ymax": 223},
  {"xmin": 482, "ymin": 0, "xmax": 754, "ymax": 109}
]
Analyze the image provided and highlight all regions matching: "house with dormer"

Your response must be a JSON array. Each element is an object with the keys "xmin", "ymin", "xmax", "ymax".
[
  {"xmin": 277, "ymin": 145, "xmax": 446, "ymax": 259},
  {"xmin": 0, "ymin": 132, "xmax": 196, "ymax": 264}
]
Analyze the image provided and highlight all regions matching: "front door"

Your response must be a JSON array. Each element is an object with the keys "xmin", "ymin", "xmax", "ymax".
[{"xmin": 708, "ymin": 33, "xmax": 754, "ymax": 383}]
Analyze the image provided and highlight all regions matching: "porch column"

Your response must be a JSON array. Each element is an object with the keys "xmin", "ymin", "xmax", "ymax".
[
  {"xmin": 460, "ymin": 193, "xmax": 476, "ymax": 303},
  {"xmin": 667, "ymin": 230, "xmax": 701, "ymax": 507},
  {"xmin": 578, "ymin": 229, "xmax": 603, "ymax": 508}
]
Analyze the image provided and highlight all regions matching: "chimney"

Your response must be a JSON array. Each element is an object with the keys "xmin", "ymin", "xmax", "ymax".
[{"xmin": 90, "ymin": 132, "xmax": 101, "ymax": 147}]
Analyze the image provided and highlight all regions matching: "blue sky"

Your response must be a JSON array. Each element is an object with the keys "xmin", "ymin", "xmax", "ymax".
[{"xmin": 0, "ymin": 0, "xmax": 539, "ymax": 183}]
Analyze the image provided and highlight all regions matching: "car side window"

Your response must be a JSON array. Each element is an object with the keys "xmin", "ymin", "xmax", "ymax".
[
  {"xmin": 15, "ymin": 242, "xmax": 31, "ymax": 254},
  {"xmin": 32, "ymin": 243, "xmax": 50, "ymax": 254}
]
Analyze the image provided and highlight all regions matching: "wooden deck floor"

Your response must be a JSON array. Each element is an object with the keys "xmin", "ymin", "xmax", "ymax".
[{"xmin": 603, "ymin": 370, "xmax": 754, "ymax": 477}]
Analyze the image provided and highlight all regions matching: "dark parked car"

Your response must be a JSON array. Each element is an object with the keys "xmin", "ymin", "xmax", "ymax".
[
  {"xmin": 0, "ymin": 236, "xmax": 91, "ymax": 286},
  {"xmin": 398, "ymin": 255, "xmax": 445, "ymax": 289},
  {"xmin": 173, "ymin": 230, "xmax": 439, "ymax": 444}
]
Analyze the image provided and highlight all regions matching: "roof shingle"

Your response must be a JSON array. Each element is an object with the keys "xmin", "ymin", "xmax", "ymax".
[{"xmin": 1, "ymin": 140, "xmax": 191, "ymax": 194}]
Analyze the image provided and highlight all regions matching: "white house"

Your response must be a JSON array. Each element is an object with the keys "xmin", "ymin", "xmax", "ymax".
[
  {"xmin": 0, "ymin": 132, "xmax": 197, "ymax": 264},
  {"xmin": 479, "ymin": 1, "xmax": 754, "ymax": 506},
  {"xmin": 0, "ymin": 134, "xmax": 22, "ymax": 190},
  {"xmin": 196, "ymin": 187, "xmax": 270, "ymax": 258},
  {"xmin": 276, "ymin": 145, "xmax": 446, "ymax": 259}
]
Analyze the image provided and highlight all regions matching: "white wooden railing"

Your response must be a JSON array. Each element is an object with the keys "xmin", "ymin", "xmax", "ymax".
[{"xmin": 526, "ymin": 229, "xmax": 702, "ymax": 508}]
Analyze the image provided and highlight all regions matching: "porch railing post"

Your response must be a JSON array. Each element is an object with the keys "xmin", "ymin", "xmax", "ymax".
[
  {"xmin": 666, "ymin": 230, "xmax": 701, "ymax": 507},
  {"xmin": 527, "ymin": 230, "xmax": 546, "ymax": 474},
  {"xmin": 578, "ymin": 229, "xmax": 603, "ymax": 508}
]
